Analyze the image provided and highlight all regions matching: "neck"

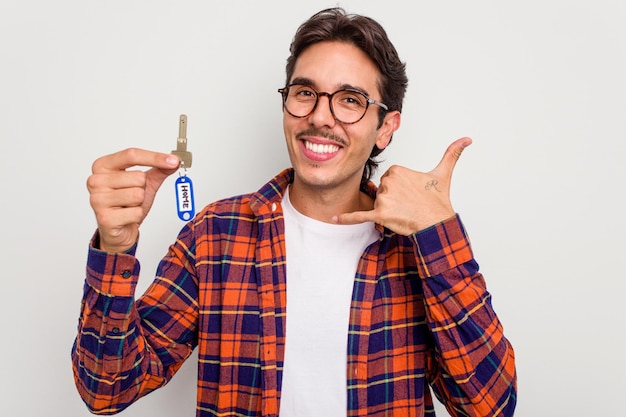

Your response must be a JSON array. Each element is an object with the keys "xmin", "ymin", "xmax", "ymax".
[{"xmin": 287, "ymin": 176, "xmax": 373, "ymax": 223}]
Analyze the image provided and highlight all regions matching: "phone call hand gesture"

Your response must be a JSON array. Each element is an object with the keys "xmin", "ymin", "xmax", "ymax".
[
  {"xmin": 87, "ymin": 148, "xmax": 180, "ymax": 253},
  {"xmin": 334, "ymin": 137, "xmax": 472, "ymax": 235}
]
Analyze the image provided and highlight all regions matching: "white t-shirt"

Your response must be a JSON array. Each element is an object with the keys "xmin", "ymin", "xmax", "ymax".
[{"xmin": 279, "ymin": 187, "xmax": 379, "ymax": 417}]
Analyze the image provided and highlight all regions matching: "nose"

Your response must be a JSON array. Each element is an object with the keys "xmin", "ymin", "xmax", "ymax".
[{"xmin": 308, "ymin": 92, "xmax": 337, "ymax": 128}]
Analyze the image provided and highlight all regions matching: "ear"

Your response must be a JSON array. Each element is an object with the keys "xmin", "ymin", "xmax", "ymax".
[{"xmin": 376, "ymin": 110, "xmax": 401, "ymax": 150}]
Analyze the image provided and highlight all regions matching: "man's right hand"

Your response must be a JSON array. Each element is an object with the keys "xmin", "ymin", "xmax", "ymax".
[{"xmin": 87, "ymin": 148, "xmax": 180, "ymax": 253}]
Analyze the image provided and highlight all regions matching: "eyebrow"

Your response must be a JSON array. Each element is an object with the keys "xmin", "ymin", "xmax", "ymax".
[{"xmin": 289, "ymin": 77, "xmax": 371, "ymax": 97}]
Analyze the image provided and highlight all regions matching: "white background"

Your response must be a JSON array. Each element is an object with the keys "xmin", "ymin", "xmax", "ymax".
[{"xmin": 1, "ymin": 1, "xmax": 624, "ymax": 416}]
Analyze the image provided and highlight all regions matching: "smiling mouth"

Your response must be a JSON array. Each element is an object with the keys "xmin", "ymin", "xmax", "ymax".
[{"xmin": 304, "ymin": 140, "xmax": 340, "ymax": 154}]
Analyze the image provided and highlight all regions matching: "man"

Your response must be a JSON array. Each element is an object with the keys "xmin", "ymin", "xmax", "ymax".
[{"xmin": 72, "ymin": 7, "xmax": 517, "ymax": 417}]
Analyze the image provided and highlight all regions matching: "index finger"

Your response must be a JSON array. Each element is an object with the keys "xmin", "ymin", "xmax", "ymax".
[{"xmin": 92, "ymin": 148, "xmax": 180, "ymax": 173}]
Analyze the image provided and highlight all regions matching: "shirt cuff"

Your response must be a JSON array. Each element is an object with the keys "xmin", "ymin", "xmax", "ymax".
[
  {"xmin": 85, "ymin": 231, "xmax": 141, "ymax": 297},
  {"xmin": 411, "ymin": 214, "xmax": 474, "ymax": 278}
]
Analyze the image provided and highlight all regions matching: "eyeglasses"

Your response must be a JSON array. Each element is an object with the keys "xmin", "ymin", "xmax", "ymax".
[{"xmin": 278, "ymin": 83, "xmax": 388, "ymax": 124}]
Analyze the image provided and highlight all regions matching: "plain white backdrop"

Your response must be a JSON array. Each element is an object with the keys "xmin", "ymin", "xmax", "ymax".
[{"xmin": 1, "ymin": 1, "xmax": 624, "ymax": 416}]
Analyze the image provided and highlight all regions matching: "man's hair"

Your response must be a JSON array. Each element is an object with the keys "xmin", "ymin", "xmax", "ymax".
[{"xmin": 285, "ymin": 7, "xmax": 409, "ymax": 187}]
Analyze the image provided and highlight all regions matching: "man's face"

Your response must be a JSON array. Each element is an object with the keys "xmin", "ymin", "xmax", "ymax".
[{"xmin": 283, "ymin": 41, "xmax": 397, "ymax": 193}]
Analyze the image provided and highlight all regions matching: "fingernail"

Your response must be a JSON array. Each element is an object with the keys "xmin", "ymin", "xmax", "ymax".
[{"xmin": 166, "ymin": 156, "xmax": 179, "ymax": 166}]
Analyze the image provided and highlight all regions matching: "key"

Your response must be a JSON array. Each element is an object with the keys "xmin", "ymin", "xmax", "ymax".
[{"xmin": 171, "ymin": 114, "xmax": 192, "ymax": 168}]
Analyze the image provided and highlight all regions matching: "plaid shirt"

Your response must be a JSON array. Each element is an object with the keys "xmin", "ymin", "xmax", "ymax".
[{"xmin": 72, "ymin": 168, "xmax": 516, "ymax": 416}]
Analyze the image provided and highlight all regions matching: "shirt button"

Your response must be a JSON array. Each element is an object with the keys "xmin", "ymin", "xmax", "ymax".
[
  {"xmin": 121, "ymin": 270, "xmax": 132, "ymax": 279},
  {"xmin": 112, "ymin": 327, "xmax": 120, "ymax": 334},
  {"xmin": 271, "ymin": 203, "xmax": 277, "ymax": 212}
]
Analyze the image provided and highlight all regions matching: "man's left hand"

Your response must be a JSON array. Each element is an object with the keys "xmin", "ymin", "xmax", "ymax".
[{"xmin": 333, "ymin": 137, "xmax": 472, "ymax": 235}]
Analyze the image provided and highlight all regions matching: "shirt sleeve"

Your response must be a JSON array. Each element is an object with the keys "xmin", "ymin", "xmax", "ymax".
[
  {"xmin": 411, "ymin": 214, "xmax": 517, "ymax": 417},
  {"xmin": 71, "ymin": 228, "xmax": 198, "ymax": 414}
]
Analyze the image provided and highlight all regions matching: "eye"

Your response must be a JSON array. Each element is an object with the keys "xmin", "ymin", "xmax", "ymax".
[
  {"xmin": 336, "ymin": 90, "xmax": 367, "ymax": 107},
  {"xmin": 291, "ymin": 85, "xmax": 316, "ymax": 99}
]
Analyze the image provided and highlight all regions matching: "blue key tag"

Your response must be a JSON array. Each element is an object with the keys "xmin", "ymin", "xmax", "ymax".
[{"xmin": 175, "ymin": 172, "xmax": 195, "ymax": 221}]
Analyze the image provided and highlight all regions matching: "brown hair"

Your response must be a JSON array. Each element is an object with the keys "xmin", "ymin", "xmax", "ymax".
[{"xmin": 285, "ymin": 7, "xmax": 409, "ymax": 186}]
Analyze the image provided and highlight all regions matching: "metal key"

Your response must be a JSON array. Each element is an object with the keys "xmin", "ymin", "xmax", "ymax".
[{"xmin": 171, "ymin": 114, "xmax": 192, "ymax": 168}]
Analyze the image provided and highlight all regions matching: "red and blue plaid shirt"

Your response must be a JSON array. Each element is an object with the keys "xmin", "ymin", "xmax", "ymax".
[{"xmin": 72, "ymin": 168, "xmax": 516, "ymax": 416}]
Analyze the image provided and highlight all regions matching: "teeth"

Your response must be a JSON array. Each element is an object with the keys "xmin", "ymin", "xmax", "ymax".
[{"xmin": 305, "ymin": 141, "xmax": 339, "ymax": 154}]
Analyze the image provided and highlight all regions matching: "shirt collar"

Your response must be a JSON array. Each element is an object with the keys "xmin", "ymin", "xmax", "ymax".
[{"xmin": 249, "ymin": 168, "xmax": 380, "ymax": 231}]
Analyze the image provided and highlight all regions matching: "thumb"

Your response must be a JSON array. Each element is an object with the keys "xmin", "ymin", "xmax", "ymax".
[
  {"xmin": 143, "ymin": 155, "xmax": 180, "ymax": 203},
  {"xmin": 332, "ymin": 209, "xmax": 377, "ymax": 225},
  {"xmin": 146, "ymin": 154, "xmax": 180, "ymax": 187},
  {"xmin": 433, "ymin": 137, "xmax": 472, "ymax": 178}
]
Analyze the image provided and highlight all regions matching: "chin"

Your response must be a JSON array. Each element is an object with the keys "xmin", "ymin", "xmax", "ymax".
[{"xmin": 296, "ymin": 167, "xmax": 359, "ymax": 192}]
